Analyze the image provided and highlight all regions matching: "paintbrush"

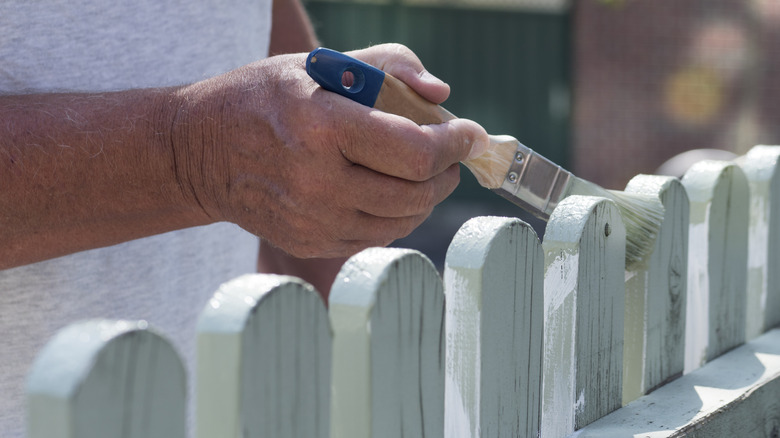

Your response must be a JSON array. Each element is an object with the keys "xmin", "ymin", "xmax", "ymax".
[{"xmin": 305, "ymin": 48, "xmax": 662, "ymax": 268}]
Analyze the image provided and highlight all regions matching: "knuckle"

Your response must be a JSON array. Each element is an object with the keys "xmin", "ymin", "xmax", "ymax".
[
  {"xmin": 367, "ymin": 43, "xmax": 423, "ymax": 76},
  {"xmin": 412, "ymin": 181, "xmax": 437, "ymax": 214},
  {"xmin": 388, "ymin": 43, "xmax": 415, "ymax": 61},
  {"xmin": 411, "ymin": 144, "xmax": 438, "ymax": 181}
]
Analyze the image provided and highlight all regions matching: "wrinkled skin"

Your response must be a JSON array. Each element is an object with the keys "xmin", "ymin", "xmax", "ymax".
[
  {"xmin": 174, "ymin": 44, "xmax": 489, "ymax": 259},
  {"xmin": 0, "ymin": 44, "xmax": 488, "ymax": 268}
]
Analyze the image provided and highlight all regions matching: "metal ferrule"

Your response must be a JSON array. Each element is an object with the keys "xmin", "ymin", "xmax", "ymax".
[{"xmin": 491, "ymin": 142, "xmax": 573, "ymax": 221}]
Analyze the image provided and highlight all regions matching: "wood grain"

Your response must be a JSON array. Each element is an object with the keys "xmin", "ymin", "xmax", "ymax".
[
  {"xmin": 736, "ymin": 145, "xmax": 780, "ymax": 339},
  {"xmin": 443, "ymin": 216, "xmax": 544, "ymax": 438},
  {"xmin": 621, "ymin": 175, "xmax": 689, "ymax": 404},
  {"xmin": 196, "ymin": 274, "xmax": 331, "ymax": 438},
  {"xmin": 375, "ymin": 74, "xmax": 454, "ymax": 125},
  {"xmin": 27, "ymin": 320, "xmax": 185, "ymax": 438},
  {"xmin": 541, "ymin": 195, "xmax": 626, "ymax": 436},
  {"xmin": 681, "ymin": 161, "xmax": 749, "ymax": 373},
  {"xmin": 329, "ymin": 247, "xmax": 445, "ymax": 438},
  {"xmin": 570, "ymin": 328, "xmax": 780, "ymax": 437}
]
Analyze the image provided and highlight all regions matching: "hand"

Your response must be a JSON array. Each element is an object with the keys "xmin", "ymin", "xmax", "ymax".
[{"xmin": 172, "ymin": 44, "xmax": 489, "ymax": 259}]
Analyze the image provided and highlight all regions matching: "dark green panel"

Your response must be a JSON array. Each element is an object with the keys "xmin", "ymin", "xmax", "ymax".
[
  {"xmin": 305, "ymin": 2, "xmax": 570, "ymax": 166},
  {"xmin": 301, "ymin": 1, "xmax": 570, "ymax": 266}
]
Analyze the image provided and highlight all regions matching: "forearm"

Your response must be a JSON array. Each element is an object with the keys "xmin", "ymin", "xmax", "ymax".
[
  {"xmin": 0, "ymin": 47, "xmax": 486, "ymax": 271},
  {"xmin": 0, "ymin": 88, "xmax": 206, "ymax": 268},
  {"xmin": 270, "ymin": 0, "xmax": 319, "ymax": 55}
]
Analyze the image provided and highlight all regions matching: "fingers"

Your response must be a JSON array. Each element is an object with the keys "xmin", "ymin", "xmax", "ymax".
[
  {"xmin": 293, "ymin": 162, "xmax": 462, "ymax": 257},
  {"xmin": 347, "ymin": 44, "xmax": 451, "ymax": 104},
  {"xmin": 266, "ymin": 161, "xmax": 462, "ymax": 259},
  {"xmin": 225, "ymin": 47, "xmax": 490, "ymax": 260},
  {"xmin": 287, "ymin": 214, "xmax": 429, "ymax": 259},
  {"xmin": 327, "ymin": 103, "xmax": 489, "ymax": 181},
  {"xmin": 341, "ymin": 161, "xmax": 461, "ymax": 218},
  {"xmin": 326, "ymin": 44, "xmax": 490, "ymax": 173}
]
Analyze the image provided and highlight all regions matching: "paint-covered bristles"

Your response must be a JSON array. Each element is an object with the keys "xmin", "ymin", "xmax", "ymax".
[
  {"xmin": 568, "ymin": 177, "xmax": 664, "ymax": 269},
  {"xmin": 605, "ymin": 190, "xmax": 664, "ymax": 269}
]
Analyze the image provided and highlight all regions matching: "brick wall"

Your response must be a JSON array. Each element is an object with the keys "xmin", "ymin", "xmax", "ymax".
[{"xmin": 573, "ymin": 0, "xmax": 780, "ymax": 188}]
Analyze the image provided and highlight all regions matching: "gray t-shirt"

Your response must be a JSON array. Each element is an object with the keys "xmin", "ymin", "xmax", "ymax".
[{"xmin": 0, "ymin": 1, "xmax": 271, "ymax": 436}]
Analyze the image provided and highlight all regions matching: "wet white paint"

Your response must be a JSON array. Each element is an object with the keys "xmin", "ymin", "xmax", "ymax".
[
  {"xmin": 685, "ymin": 211, "xmax": 710, "ymax": 374},
  {"xmin": 443, "ymin": 267, "xmax": 481, "ymax": 438},
  {"xmin": 541, "ymin": 249, "xmax": 579, "ymax": 438}
]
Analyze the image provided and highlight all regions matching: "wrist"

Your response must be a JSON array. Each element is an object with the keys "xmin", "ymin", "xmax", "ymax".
[{"xmin": 165, "ymin": 81, "xmax": 231, "ymax": 225}]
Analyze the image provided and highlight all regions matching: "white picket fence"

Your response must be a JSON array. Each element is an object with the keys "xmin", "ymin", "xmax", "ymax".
[{"xmin": 26, "ymin": 145, "xmax": 780, "ymax": 437}]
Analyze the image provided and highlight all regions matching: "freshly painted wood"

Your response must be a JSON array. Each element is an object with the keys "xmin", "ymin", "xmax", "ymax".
[
  {"xmin": 568, "ymin": 328, "xmax": 780, "ymax": 438},
  {"xmin": 443, "ymin": 216, "xmax": 544, "ymax": 438},
  {"xmin": 736, "ymin": 145, "xmax": 780, "ymax": 338},
  {"xmin": 541, "ymin": 195, "xmax": 626, "ymax": 436},
  {"xmin": 26, "ymin": 319, "xmax": 185, "ymax": 438},
  {"xmin": 621, "ymin": 175, "xmax": 689, "ymax": 404},
  {"xmin": 329, "ymin": 247, "xmax": 445, "ymax": 438},
  {"xmin": 681, "ymin": 161, "xmax": 749, "ymax": 373},
  {"xmin": 196, "ymin": 274, "xmax": 330, "ymax": 438}
]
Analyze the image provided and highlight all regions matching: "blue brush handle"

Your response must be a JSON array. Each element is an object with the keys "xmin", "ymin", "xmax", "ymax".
[{"xmin": 305, "ymin": 48, "xmax": 386, "ymax": 108}]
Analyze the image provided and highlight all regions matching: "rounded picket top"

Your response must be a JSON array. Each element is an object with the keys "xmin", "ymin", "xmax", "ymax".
[
  {"xmin": 622, "ymin": 175, "xmax": 689, "ymax": 403},
  {"xmin": 736, "ymin": 145, "xmax": 780, "ymax": 337},
  {"xmin": 681, "ymin": 160, "xmax": 749, "ymax": 372},
  {"xmin": 445, "ymin": 215, "xmax": 541, "ymax": 268},
  {"xmin": 542, "ymin": 195, "xmax": 626, "ymax": 435},
  {"xmin": 197, "ymin": 273, "xmax": 331, "ymax": 438},
  {"xmin": 545, "ymin": 194, "xmax": 627, "ymax": 254},
  {"xmin": 444, "ymin": 216, "xmax": 544, "ymax": 438},
  {"xmin": 27, "ymin": 319, "xmax": 185, "ymax": 438},
  {"xmin": 329, "ymin": 247, "xmax": 445, "ymax": 438}
]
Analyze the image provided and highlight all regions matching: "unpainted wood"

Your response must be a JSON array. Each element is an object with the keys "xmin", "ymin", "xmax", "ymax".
[
  {"xmin": 736, "ymin": 145, "xmax": 780, "ymax": 338},
  {"xmin": 196, "ymin": 274, "xmax": 330, "ymax": 438},
  {"xmin": 27, "ymin": 319, "xmax": 185, "ymax": 438},
  {"xmin": 541, "ymin": 195, "xmax": 626, "ymax": 436},
  {"xmin": 681, "ymin": 161, "xmax": 749, "ymax": 373},
  {"xmin": 375, "ymin": 73, "xmax": 454, "ymax": 126},
  {"xmin": 621, "ymin": 175, "xmax": 689, "ymax": 404},
  {"xmin": 329, "ymin": 247, "xmax": 445, "ymax": 438},
  {"xmin": 373, "ymin": 72, "xmax": 522, "ymax": 190},
  {"xmin": 443, "ymin": 216, "xmax": 544, "ymax": 438},
  {"xmin": 568, "ymin": 328, "xmax": 780, "ymax": 438}
]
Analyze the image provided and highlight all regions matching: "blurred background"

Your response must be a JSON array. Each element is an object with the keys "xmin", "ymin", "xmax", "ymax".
[{"xmin": 302, "ymin": 0, "xmax": 780, "ymax": 268}]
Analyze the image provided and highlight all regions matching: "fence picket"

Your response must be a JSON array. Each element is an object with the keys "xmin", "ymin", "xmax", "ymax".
[
  {"xmin": 26, "ymin": 147, "xmax": 780, "ymax": 438},
  {"xmin": 443, "ymin": 216, "xmax": 544, "ymax": 438},
  {"xmin": 196, "ymin": 274, "xmax": 330, "ymax": 438},
  {"xmin": 572, "ymin": 328, "xmax": 780, "ymax": 438},
  {"xmin": 736, "ymin": 145, "xmax": 780, "ymax": 338},
  {"xmin": 329, "ymin": 248, "xmax": 445, "ymax": 438},
  {"xmin": 26, "ymin": 319, "xmax": 185, "ymax": 438},
  {"xmin": 681, "ymin": 161, "xmax": 749, "ymax": 373},
  {"xmin": 541, "ymin": 195, "xmax": 626, "ymax": 436},
  {"xmin": 621, "ymin": 175, "xmax": 689, "ymax": 403}
]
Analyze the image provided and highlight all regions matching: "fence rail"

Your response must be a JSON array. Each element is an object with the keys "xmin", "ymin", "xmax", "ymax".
[{"xmin": 26, "ymin": 145, "xmax": 780, "ymax": 437}]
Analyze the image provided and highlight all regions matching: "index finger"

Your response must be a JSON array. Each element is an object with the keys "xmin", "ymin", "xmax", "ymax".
[{"xmin": 337, "ymin": 108, "xmax": 489, "ymax": 182}]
